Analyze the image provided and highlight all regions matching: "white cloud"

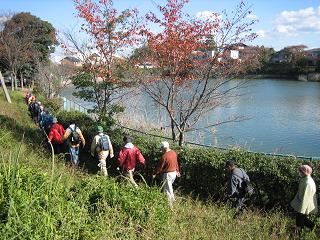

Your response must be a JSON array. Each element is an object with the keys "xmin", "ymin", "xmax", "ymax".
[
  {"xmin": 274, "ymin": 6, "xmax": 320, "ymax": 36},
  {"xmin": 256, "ymin": 29, "xmax": 266, "ymax": 38},
  {"xmin": 195, "ymin": 11, "xmax": 219, "ymax": 21},
  {"xmin": 246, "ymin": 14, "xmax": 258, "ymax": 20},
  {"xmin": 0, "ymin": 16, "xmax": 10, "ymax": 24}
]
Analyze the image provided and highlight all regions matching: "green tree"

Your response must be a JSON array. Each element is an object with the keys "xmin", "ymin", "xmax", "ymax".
[
  {"xmin": 258, "ymin": 46, "xmax": 275, "ymax": 73},
  {"xmin": 0, "ymin": 12, "xmax": 57, "ymax": 90},
  {"xmin": 315, "ymin": 60, "xmax": 320, "ymax": 73}
]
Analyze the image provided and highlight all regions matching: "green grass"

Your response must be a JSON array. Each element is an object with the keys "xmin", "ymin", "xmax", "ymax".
[{"xmin": 0, "ymin": 90, "xmax": 319, "ymax": 239}]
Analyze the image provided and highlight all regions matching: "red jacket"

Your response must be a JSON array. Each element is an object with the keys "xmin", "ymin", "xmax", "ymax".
[
  {"xmin": 48, "ymin": 123, "xmax": 65, "ymax": 144},
  {"xmin": 117, "ymin": 143, "xmax": 145, "ymax": 171}
]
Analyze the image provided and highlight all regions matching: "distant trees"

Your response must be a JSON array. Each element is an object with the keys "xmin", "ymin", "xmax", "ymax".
[
  {"xmin": 35, "ymin": 61, "xmax": 77, "ymax": 99},
  {"xmin": 262, "ymin": 45, "xmax": 317, "ymax": 75},
  {"xmin": 0, "ymin": 12, "xmax": 57, "ymax": 90},
  {"xmin": 137, "ymin": 0, "xmax": 257, "ymax": 145}
]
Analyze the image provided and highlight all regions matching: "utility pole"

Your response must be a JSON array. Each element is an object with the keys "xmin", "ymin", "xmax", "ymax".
[{"xmin": 0, "ymin": 70, "xmax": 12, "ymax": 103}]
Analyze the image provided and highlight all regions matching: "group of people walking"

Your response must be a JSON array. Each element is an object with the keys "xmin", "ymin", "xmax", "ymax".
[
  {"xmin": 24, "ymin": 92, "xmax": 319, "ymax": 226},
  {"xmin": 24, "ymin": 92, "xmax": 180, "ymax": 206}
]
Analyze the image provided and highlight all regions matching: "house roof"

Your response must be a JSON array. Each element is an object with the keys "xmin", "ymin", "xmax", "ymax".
[
  {"xmin": 62, "ymin": 56, "xmax": 81, "ymax": 63},
  {"xmin": 306, "ymin": 48, "xmax": 320, "ymax": 53}
]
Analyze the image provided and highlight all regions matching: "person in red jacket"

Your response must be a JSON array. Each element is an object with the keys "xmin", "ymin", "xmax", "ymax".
[
  {"xmin": 117, "ymin": 135, "xmax": 145, "ymax": 187},
  {"xmin": 153, "ymin": 141, "xmax": 180, "ymax": 207},
  {"xmin": 48, "ymin": 117, "xmax": 65, "ymax": 154}
]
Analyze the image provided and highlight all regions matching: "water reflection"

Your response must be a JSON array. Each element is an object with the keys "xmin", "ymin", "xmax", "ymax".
[{"xmin": 61, "ymin": 79, "xmax": 320, "ymax": 157}]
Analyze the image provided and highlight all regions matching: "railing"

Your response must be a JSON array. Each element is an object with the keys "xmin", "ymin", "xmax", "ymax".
[
  {"xmin": 59, "ymin": 96, "xmax": 95, "ymax": 119},
  {"xmin": 58, "ymin": 95, "xmax": 319, "ymax": 161}
]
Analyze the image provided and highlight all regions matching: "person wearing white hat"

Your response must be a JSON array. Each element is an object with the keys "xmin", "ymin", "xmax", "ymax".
[{"xmin": 153, "ymin": 141, "xmax": 180, "ymax": 207}]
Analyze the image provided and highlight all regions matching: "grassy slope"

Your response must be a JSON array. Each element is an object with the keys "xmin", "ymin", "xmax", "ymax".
[{"xmin": 0, "ymin": 91, "xmax": 317, "ymax": 240}]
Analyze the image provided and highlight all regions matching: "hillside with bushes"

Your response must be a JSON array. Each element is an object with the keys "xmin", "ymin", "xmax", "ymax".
[{"xmin": 0, "ymin": 91, "xmax": 319, "ymax": 239}]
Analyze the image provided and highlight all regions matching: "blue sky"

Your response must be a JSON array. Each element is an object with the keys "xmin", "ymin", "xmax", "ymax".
[{"xmin": 0, "ymin": 0, "xmax": 319, "ymax": 55}]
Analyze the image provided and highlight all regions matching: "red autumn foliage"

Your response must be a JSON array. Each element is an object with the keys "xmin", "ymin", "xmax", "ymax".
[
  {"xmin": 139, "ymin": 0, "xmax": 258, "ymax": 145},
  {"xmin": 73, "ymin": 0, "xmax": 142, "ymax": 84}
]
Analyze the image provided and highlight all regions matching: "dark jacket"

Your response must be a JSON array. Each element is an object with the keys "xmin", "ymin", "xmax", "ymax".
[{"xmin": 229, "ymin": 167, "xmax": 250, "ymax": 198}]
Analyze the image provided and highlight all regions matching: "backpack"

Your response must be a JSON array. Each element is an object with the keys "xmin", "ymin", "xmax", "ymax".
[
  {"xmin": 99, "ymin": 134, "xmax": 109, "ymax": 151},
  {"xmin": 33, "ymin": 102, "xmax": 40, "ymax": 115},
  {"xmin": 241, "ymin": 178, "xmax": 254, "ymax": 196},
  {"xmin": 235, "ymin": 169, "xmax": 254, "ymax": 197},
  {"xmin": 69, "ymin": 127, "xmax": 80, "ymax": 145}
]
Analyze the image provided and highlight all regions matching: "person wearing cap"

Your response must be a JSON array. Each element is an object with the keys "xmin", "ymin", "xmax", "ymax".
[
  {"xmin": 225, "ymin": 160, "xmax": 250, "ymax": 213},
  {"xmin": 90, "ymin": 126, "xmax": 114, "ymax": 177},
  {"xmin": 117, "ymin": 135, "xmax": 145, "ymax": 187},
  {"xmin": 291, "ymin": 165, "xmax": 317, "ymax": 230},
  {"xmin": 48, "ymin": 117, "xmax": 65, "ymax": 154},
  {"xmin": 153, "ymin": 141, "xmax": 180, "ymax": 207}
]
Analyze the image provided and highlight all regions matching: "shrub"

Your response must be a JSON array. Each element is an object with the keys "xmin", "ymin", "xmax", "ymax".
[
  {"xmin": 43, "ymin": 97, "xmax": 63, "ymax": 112},
  {"xmin": 56, "ymin": 109, "xmax": 317, "ymax": 209}
]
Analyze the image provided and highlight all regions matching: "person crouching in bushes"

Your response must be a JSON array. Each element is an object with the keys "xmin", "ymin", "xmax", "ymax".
[
  {"xmin": 90, "ymin": 126, "xmax": 114, "ymax": 177},
  {"xmin": 48, "ymin": 117, "xmax": 65, "ymax": 155},
  {"xmin": 117, "ymin": 135, "xmax": 145, "ymax": 187},
  {"xmin": 291, "ymin": 165, "xmax": 317, "ymax": 231},
  {"xmin": 63, "ymin": 122, "xmax": 85, "ymax": 166},
  {"xmin": 225, "ymin": 160, "xmax": 251, "ymax": 214},
  {"xmin": 152, "ymin": 141, "xmax": 180, "ymax": 207}
]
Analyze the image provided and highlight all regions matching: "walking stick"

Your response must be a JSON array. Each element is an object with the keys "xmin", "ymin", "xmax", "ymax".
[{"xmin": 41, "ymin": 127, "xmax": 55, "ymax": 186}]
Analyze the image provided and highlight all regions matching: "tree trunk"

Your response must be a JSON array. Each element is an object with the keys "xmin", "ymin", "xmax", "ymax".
[
  {"xmin": 0, "ymin": 71, "xmax": 12, "ymax": 103},
  {"xmin": 10, "ymin": 73, "xmax": 14, "ymax": 91},
  {"xmin": 178, "ymin": 131, "xmax": 184, "ymax": 146},
  {"xmin": 14, "ymin": 72, "xmax": 18, "ymax": 90},
  {"xmin": 20, "ymin": 72, "xmax": 24, "ymax": 89},
  {"xmin": 171, "ymin": 119, "xmax": 176, "ymax": 142}
]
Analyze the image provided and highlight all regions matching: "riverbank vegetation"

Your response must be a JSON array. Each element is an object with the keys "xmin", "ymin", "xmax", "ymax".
[{"xmin": 1, "ymin": 91, "xmax": 320, "ymax": 239}]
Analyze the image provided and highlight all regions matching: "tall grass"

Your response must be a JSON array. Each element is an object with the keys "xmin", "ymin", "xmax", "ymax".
[{"xmin": 0, "ymin": 91, "xmax": 319, "ymax": 239}]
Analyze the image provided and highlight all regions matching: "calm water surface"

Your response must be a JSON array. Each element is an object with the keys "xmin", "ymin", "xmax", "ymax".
[{"xmin": 61, "ymin": 79, "xmax": 320, "ymax": 157}]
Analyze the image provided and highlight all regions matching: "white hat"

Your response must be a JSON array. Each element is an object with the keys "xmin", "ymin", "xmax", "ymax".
[{"xmin": 160, "ymin": 141, "xmax": 169, "ymax": 149}]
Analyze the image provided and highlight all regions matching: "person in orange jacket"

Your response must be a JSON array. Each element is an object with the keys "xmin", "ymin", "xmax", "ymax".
[{"xmin": 153, "ymin": 141, "xmax": 180, "ymax": 207}]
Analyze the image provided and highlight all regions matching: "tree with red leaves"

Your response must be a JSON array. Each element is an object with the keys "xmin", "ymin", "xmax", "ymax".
[
  {"xmin": 138, "ymin": 0, "xmax": 258, "ymax": 145},
  {"xmin": 69, "ymin": 0, "xmax": 142, "ymax": 122}
]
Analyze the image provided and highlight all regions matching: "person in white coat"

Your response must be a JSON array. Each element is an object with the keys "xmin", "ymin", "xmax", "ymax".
[{"xmin": 291, "ymin": 165, "xmax": 318, "ymax": 230}]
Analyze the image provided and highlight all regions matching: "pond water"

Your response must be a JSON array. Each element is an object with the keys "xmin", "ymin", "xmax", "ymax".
[{"xmin": 61, "ymin": 79, "xmax": 320, "ymax": 157}]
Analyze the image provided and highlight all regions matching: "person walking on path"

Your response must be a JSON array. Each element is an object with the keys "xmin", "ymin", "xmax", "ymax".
[
  {"xmin": 24, "ymin": 92, "xmax": 31, "ymax": 105},
  {"xmin": 48, "ymin": 117, "xmax": 65, "ymax": 155},
  {"xmin": 152, "ymin": 141, "xmax": 180, "ymax": 207},
  {"xmin": 117, "ymin": 135, "xmax": 145, "ymax": 187},
  {"xmin": 225, "ymin": 160, "xmax": 251, "ymax": 214},
  {"xmin": 291, "ymin": 165, "xmax": 318, "ymax": 231},
  {"xmin": 90, "ymin": 126, "xmax": 114, "ymax": 177},
  {"xmin": 40, "ymin": 110, "xmax": 53, "ymax": 135},
  {"xmin": 63, "ymin": 122, "xmax": 85, "ymax": 166}
]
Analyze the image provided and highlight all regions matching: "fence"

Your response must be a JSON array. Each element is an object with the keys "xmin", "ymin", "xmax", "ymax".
[
  {"xmin": 58, "ymin": 95, "xmax": 319, "ymax": 161},
  {"xmin": 59, "ymin": 96, "xmax": 96, "ymax": 119}
]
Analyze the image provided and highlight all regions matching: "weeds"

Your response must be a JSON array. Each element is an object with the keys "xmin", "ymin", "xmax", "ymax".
[{"xmin": 0, "ymin": 91, "xmax": 318, "ymax": 239}]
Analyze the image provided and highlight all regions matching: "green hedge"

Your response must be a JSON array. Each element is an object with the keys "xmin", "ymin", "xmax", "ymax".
[{"xmin": 55, "ymin": 110, "xmax": 318, "ymax": 209}]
